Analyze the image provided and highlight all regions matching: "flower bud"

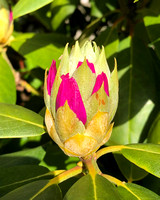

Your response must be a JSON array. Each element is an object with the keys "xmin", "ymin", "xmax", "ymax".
[
  {"xmin": 0, "ymin": 0, "xmax": 13, "ymax": 46},
  {"xmin": 44, "ymin": 41, "xmax": 118, "ymax": 157}
]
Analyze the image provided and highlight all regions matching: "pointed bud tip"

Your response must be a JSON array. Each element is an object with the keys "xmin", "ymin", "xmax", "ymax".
[{"xmin": 77, "ymin": 58, "xmax": 95, "ymax": 73}]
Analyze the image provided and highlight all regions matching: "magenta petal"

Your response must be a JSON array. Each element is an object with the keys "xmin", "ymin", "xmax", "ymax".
[
  {"xmin": 77, "ymin": 59, "xmax": 95, "ymax": 73},
  {"xmin": 92, "ymin": 72, "xmax": 109, "ymax": 96},
  {"xmin": 47, "ymin": 60, "xmax": 57, "ymax": 96},
  {"xmin": 77, "ymin": 61, "xmax": 83, "ymax": 68},
  {"xmin": 86, "ymin": 60, "xmax": 95, "ymax": 73},
  {"xmin": 56, "ymin": 73, "xmax": 87, "ymax": 124},
  {"xmin": 9, "ymin": 11, "xmax": 13, "ymax": 22}
]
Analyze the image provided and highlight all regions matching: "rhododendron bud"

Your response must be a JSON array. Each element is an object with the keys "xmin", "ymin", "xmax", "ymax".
[
  {"xmin": 44, "ymin": 41, "xmax": 118, "ymax": 157},
  {"xmin": 0, "ymin": 0, "xmax": 13, "ymax": 46}
]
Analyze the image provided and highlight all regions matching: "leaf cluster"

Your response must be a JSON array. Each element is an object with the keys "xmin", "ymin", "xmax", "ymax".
[{"xmin": 0, "ymin": 0, "xmax": 160, "ymax": 199}]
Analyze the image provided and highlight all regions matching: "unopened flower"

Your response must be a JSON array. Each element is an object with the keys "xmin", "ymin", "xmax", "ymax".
[
  {"xmin": 44, "ymin": 41, "xmax": 118, "ymax": 157},
  {"xmin": 0, "ymin": 0, "xmax": 13, "ymax": 46}
]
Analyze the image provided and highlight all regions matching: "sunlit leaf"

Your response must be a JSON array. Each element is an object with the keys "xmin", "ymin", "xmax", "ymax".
[
  {"xmin": 144, "ymin": 11, "xmax": 160, "ymax": 60},
  {"xmin": 64, "ymin": 174, "xmax": 121, "ymax": 200},
  {"xmin": 51, "ymin": 0, "xmax": 78, "ymax": 30},
  {"xmin": 0, "ymin": 103, "xmax": 46, "ymax": 138},
  {"xmin": 121, "ymin": 144, "xmax": 160, "ymax": 178},
  {"xmin": 10, "ymin": 33, "xmax": 70, "ymax": 70},
  {"xmin": 0, "ymin": 55, "xmax": 16, "ymax": 104},
  {"xmin": 118, "ymin": 182, "xmax": 160, "ymax": 200},
  {"xmin": 13, "ymin": 0, "xmax": 53, "ymax": 19},
  {"xmin": 109, "ymin": 35, "xmax": 155, "ymax": 145},
  {"xmin": 148, "ymin": 112, "xmax": 160, "ymax": 144}
]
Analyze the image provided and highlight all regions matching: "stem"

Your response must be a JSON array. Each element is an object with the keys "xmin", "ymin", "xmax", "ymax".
[
  {"xmin": 20, "ymin": 80, "xmax": 41, "ymax": 96},
  {"xmin": 81, "ymin": 153, "xmax": 101, "ymax": 176},
  {"xmin": 31, "ymin": 165, "xmax": 82, "ymax": 199},
  {"xmin": 96, "ymin": 145, "xmax": 124, "ymax": 159},
  {"xmin": 102, "ymin": 173, "xmax": 125, "ymax": 187},
  {"xmin": 2, "ymin": 48, "xmax": 16, "ymax": 74}
]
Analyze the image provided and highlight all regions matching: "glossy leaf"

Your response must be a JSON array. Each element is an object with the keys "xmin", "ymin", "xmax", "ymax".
[
  {"xmin": 140, "ymin": 174, "xmax": 160, "ymax": 196},
  {"xmin": 64, "ymin": 174, "xmax": 121, "ymax": 200},
  {"xmin": 143, "ymin": 11, "xmax": 160, "ymax": 59},
  {"xmin": 121, "ymin": 144, "xmax": 160, "ymax": 178},
  {"xmin": 118, "ymin": 182, "xmax": 160, "ymax": 200},
  {"xmin": 114, "ymin": 154, "xmax": 148, "ymax": 182},
  {"xmin": 13, "ymin": 0, "xmax": 53, "ymax": 19},
  {"xmin": 148, "ymin": 112, "xmax": 160, "ymax": 144},
  {"xmin": 0, "ymin": 165, "xmax": 50, "ymax": 197},
  {"xmin": 10, "ymin": 33, "xmax": 70, "ymax": 70},
  {"xmin": 0, "ymin": 145, "xmax": 46, "ymax": 167},
  {"xmin": 109, "ymin": 35, "xmax": 155, "ymax": 145},
  {"xmin": 51, "ymin": 0, "xmax": 78, "ymax": 30},
  {"xmin": 0, "ymin": 103, "xmax": 46, "ymax": 138},
  {"xmin": 0, "ymin": 55, "xmax": 16, "ymax": 104},
  {"xmin": 0, "ymin": 180, "xmax": 62, "ymax": 200}
]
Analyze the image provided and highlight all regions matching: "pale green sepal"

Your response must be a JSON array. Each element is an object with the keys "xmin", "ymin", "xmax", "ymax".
[
  {"xmin": 108, "ymin": 58, "xmax": 118, "ymax": 122},
  {"xmin": 69, "ymin": 41, "xmax": 83, "ymax": 76},
  {"xmin": 44, "ymin": 69, "xmax": 51, "ymax": 112},
  {"xmin": 72, "ymin": 58, "xmax": 96, "ymax": 102},
  {"xmin": 50, "ymin": 68, "xmax": 62, "ymax": 118},
  {"xmin": 85, "ymin": 82, "xmax": 109, "ymax": 125},
  {"xmin": 81, "ymin": 41, "xmax": 96, "ymax": 63},
  {"xmin": 59, "ymin": 43, "xmax": 69, "ymax": 75},
  {"xmin": 93, "ymin": 41, "xmax": 100, "ymax": 57},
  {"xmin": 94, "ymin": 46, "xmax": 110, "ymax": 77}
]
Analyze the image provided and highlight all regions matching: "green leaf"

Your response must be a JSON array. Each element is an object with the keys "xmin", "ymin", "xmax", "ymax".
[
  {"xmin": 64, "ymin": 174, "xmax": 121, "ymax": 200},
  {"xmin": 51, "ymin": 0, "xmax": 78, "ymax": 30},
  {"xmin": 0, "ymin": 180, "xmax": 62, "ymax": 200},
  {"xmin": 148, "ymin": 0, "xmax": 160, "ymax": 14},
  {"xmin": 144, "ymin": 11, "xmax": 160, "ymax": 59},
  {"xmin": 140, "ymin": 174, "xmax": 160, "ymax": 195},
  {"xmin": 0, "ymin": 165, "xmax": 50, "ymax": 197},
  {"xmin": 109, "ymin": 34, "xmax": 155, "ymax": 145},
  {"xmin": 10, "ymin": 33, "xmax": 70, "ymax": 70},
  {"xmin": 0, "ymin": 145, "xmax": 46, "ymax": 167},
  {"xmin": 90, "ymin": 0, "xmax": 118, "ymax": 18},
  {"xmin": 13, "ymin": 0, "xmax": 53, "ymax": 19},
  {"xmin": 0, "ymin": 103, "xmax": 46, "ymax": 138},
  {"xmin": 120, "ymin": 144, "xmax": 160, "ymax": 178},
  {"xmin": 114, "ymin": 154, "xmax": 148, "ymax": 182},
  {"xmin": 148, "ymin": 112, "xmax": 160, "ymax": 144},
  {"xmin": 118, "ymin": 182, "xmax": 160, "ymax": 200},
  {"xmin": 0, "ymin": 55, "xmax": 16, "ymax": 104}
]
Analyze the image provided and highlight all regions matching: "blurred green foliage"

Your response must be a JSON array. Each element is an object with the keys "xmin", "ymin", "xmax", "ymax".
[{"xmin": 0, "ymin": 0, "xmax": 160, "ymax": 199}]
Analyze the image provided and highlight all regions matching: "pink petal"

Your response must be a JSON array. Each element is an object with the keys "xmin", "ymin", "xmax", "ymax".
[
  {"xmin": 9, "ymin": 11, "xmax": 13, "ymax": 22},
  {"xmin": 92, "ymin": 72, "xmax": 109, "ymax": 96},
  {"xmin": 56, "ymin": 73, "xmax": 87, "ymax": 124},
  {"xmin": 77, "ymin": 59, "xmax": 95, "ymax": 73},
  {"xmin": 47, "ymin": 60, "xmax": 57, "ymax": 96}
]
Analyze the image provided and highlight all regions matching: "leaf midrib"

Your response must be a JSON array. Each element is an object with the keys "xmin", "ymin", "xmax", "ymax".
[
  {"xmin": 0, "ymin": 113, "xmax": 45, "ymax": 129},
  {"xmin": 123, "ymin": 146, "xmax": 160, "ymax": 155}
]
